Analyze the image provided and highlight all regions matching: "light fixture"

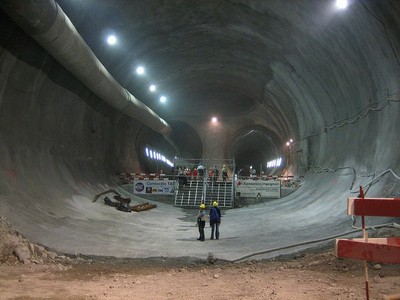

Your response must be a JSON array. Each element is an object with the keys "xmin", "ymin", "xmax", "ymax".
[
  {"xmin": 335, "ymin": 0, "xmax": 348, "ymax": 9},
  {"xmin": 149, "ymin": 85, "xmax": 156, "ymax": 92},
  {"xmin": 211, "ymin": 117, "xmax": 218, "ymax": 123},
  {"xmin": 136, "ymin": 66, "xmax": 145, "ymax": 75},
  {"xmin": 286, "ymin": 139, "xmax": 294, "ymax": 146},
  {"xmin": 160, "ymin": 96, "xmax": 166, "ymax": 103},
  {"xmin": 145, "ymin": 146, "xmax": 174, "ymax": 167},
  {"xmin": 107, "ymin": 35, "xmax": 117, "ymax": 45}
]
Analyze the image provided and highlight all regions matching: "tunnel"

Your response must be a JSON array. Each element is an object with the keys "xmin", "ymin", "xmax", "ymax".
[{"xmin": 0, "ymin": 0, "xmax": 400, "ymax": 262}]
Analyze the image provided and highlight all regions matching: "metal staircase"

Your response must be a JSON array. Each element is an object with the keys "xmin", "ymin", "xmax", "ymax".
[
  {"xmin": 173, "ymin": 157, "xmax": 235, "ymax": 208},
  {"xmin": 174, "ymin": 180, "xmax": 204, "ymax": 207},
  {"xmin": 174, "ymin": 179, "xmax": 234, "ymax": 208}
]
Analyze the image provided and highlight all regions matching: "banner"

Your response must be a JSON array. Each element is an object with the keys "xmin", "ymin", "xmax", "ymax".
[
  {"xmin": 133, "ymin": 180, "xmax": 175, "ymax": 195},
  {"xmin": 235, "ymin": 179, "xmax": 280, "ymax": 198}
]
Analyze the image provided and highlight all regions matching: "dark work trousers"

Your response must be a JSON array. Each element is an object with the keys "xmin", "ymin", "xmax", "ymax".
[
  {"xmin": 198, "ymin": 169, "xmax": 204, "ymax": 181},
  {"xmin": 210, "ymin": 222, "xmax": 220, "ymax": 240},
  {"xmin": 198, "ymin": 220, "xmax": 205, "ymax": 241},
  {"xmin": 222, "ymin": 172, "xmax": 228, "ymax": 182},
  {"xmin": 178, "ymin": 176, "xmax": 185, "ymax": 189}
]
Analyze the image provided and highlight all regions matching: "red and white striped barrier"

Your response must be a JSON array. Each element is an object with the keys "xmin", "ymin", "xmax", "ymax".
[{"xmin": 336, "ymin": 187, "xmax": 400, "ymax": 299}]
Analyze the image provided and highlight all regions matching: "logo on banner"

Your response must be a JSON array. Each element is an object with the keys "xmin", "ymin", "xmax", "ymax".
[
  {"xmin": 235, "ymin": 179, "xmax": 280, "ymax": 198},
  {"xmin": 133, "ymin": 179, "xmax": 175, "ymax": 195},
  {"xmin": 135, "ymin": 182, "xmax": 145, "ymax": 192}
]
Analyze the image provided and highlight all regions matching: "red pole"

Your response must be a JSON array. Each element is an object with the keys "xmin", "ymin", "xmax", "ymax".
[{"xmin": 359, "ymin": 186, "xmax": 369, "ymax": 300}]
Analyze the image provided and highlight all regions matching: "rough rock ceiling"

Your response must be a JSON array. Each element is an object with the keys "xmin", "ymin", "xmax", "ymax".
[
  {"xmin": 56, "ymin": 0, "xmax": 295, "ymax": 121},
  {"xmin": 47, "ymin": 0, "xmax": 400, "ymax": 167}
]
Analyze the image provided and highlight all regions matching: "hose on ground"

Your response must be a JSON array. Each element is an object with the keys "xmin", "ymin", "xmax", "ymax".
[{"xmin": 229, "ymin": 223, "xmax": 399, "ymax": 263}]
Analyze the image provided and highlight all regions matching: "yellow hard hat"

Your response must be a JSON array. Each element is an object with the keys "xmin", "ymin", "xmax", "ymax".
[
  {"xmin": 199, "ymin": 203, "xmax": 206, "ymax": 209},
  {"xmin": 213, "ymin": 201, "xmax": 218, "ymax": 207}
]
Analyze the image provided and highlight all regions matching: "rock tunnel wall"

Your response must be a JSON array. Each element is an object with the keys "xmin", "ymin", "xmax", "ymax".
[
  {"xmin": 265, "ymin": 1, "xmax": 400, "ymax": 175},
  {"xmin": 0, "ymin": 15, "xmax": 162, "ymax": 230}
]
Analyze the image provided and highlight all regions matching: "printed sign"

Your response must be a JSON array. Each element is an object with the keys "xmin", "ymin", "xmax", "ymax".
[
  {"xmin": 235, "ymin": 179, "xmax": 280, "ymax": 198},
  {"xmin": 133, "ymin": 180, "xmax": 175, "ymax": 195}
]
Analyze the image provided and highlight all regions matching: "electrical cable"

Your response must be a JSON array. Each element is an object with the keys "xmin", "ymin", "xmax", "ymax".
[
  {"xmin": 300, "ymin": 91, "xmax": 400, "ymax": 140},
  {"xmin": 227, "ymin": 222, "xmax": 399, "ymax": 263},
  {"xmin": 350, "ymin": 169, "xmax": 400, "ymax": 194},
  {"xmin": 301, "ymin": 167, "xmax": 399, "ymax": 197},
  {"xmin": 351, "ymin": 214, "xmax": 399, "ymax": 230},
  {"xmin": 358, "ymin": 0, "xmax": 400, "ymax": 67},
  {"xmin": 300, "ymin": 166, "xmax": 356, "ymax": 190}
]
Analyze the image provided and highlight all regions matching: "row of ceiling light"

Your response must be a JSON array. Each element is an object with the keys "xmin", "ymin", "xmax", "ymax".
[
  {"xmin": 104, "ymin": 0, "xmax": 347, "ymax": 119},
  {"xmin": 106, "ymin": 35, "xmax": 222, "ymax": 124},
  {"xmin": 106, "ymin": 36, "xmax": 167, "ymax": 104}
]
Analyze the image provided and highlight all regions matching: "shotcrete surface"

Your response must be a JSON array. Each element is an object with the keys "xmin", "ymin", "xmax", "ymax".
[{"xmin": 0, "ymin": 172, "xmax": 394, "ymax": 262}]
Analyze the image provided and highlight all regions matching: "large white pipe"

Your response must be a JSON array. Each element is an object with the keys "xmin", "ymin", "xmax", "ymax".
[{"xmin": 0, "ymin": 0, "xmax": 172, "ymax": 136}]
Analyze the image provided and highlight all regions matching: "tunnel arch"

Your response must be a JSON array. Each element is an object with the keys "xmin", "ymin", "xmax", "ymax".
[
  {"xmin": 167, "ymin": 120, "xmax": 203, "ymax": 159},
  {"xmin": 136, "ymin": 129, "xmax": 177, "ymax": 175},
  {"xmin": 227, "ymin": 125, "xmax": 283, "ymax": 176}
]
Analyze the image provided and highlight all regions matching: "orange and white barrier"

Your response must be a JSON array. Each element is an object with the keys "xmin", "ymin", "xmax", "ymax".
[{"xmin": 336, "ymin": 187, "xmax": 400, "ymax": 299}]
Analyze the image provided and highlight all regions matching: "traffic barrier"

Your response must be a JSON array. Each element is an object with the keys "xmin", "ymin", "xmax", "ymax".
[
  {"xmin": 336, "ymin": 187, "xmax": 400, "ymax": 299},
  {"xmin": 119, "ymin": 172, "xmax": 167, "ymax": 180}
]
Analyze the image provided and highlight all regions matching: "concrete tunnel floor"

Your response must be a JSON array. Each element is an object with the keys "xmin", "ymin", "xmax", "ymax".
[{"xmin": 1, "ymin": 172, "xmax": 396, "ymax": 262}]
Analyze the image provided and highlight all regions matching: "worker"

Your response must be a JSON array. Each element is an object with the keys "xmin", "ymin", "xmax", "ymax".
[
  {"xmin": 212, "ymin": 165, "xmax": 219, "ymax": 183},
  {"xmin": 209, "ymin": 201, "xmax": 221, "ymax": 240},
  {"xmin": 221, "ymin": 165, "xmax": 228, "ymax": 182},
  {"xmin": 208, "ymin": 167, "xmax": 213, "ymax": 181},
  {"xmin": 197, "ymin": 163, "xmax": 204, "ymax": 181},
  {"xmin": 197, "ymin": 203, "xmax": 206, "ymax": 241},
  {"xmin": 193, "ymin": 167, "xmax": 198, "ymax": 180}
]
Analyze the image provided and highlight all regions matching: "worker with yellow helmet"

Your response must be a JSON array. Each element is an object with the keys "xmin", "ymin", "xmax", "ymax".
[
  {"xmin": 209, "ymin": 201, "xmax": 221, "ymax": 240},
  {"xmin": 197, "ymin": 203, "xmax": 206, "ymax": 241}
]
